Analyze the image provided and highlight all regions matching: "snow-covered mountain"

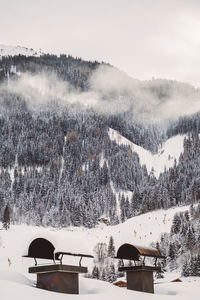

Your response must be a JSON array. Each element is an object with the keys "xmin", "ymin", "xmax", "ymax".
[
  {"xmin": 0, "ymin": 44, "xmax": 43, "ymax": 58},
  {"xmin": 108, "ymin": 128, "xmax": 185, "ymax": 178}
]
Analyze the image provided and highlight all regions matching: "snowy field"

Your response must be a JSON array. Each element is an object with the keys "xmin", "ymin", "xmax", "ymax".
[{"xmin": 0, "ymin": 204, "xmax": 199, "ymax": 299}]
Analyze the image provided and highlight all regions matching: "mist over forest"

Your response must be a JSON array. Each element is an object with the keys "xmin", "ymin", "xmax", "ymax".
[{"xmin": 1, "ymin": 53, "xmax": 200, "ymax": 123}]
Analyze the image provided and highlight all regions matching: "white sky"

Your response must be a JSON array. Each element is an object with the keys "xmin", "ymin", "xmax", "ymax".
[{"xmin": 1, "ymin": 0, "xmax": 200, "ymax": 87}]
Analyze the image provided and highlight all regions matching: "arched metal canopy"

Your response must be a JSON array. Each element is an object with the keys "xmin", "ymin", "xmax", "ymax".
[
  {"xmin": 23, "ymin": 237, "xmax": 93, "ymax": 265},
  {"xmin": 23, "ymin": 238, "xmax": 55, "ymax": 260},
  {"xmin": 116, "ymin": 243, "xmax": 164, "ymax": 261}
]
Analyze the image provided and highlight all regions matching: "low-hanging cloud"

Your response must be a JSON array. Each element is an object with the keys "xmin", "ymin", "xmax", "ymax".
[
  {"xmin": 90, "ymin": 65, "xmax": 200, "ymax": 122},
  {"xmin": 2, "ymin": 65, "xmax": 200, "ymax": 123}
]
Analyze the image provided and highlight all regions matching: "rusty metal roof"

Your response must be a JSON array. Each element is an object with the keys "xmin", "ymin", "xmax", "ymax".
[
  {"xmin": 116, "ymin": 243, "xmax": 164, "ymax": 260},
  {"xmin": 133, "ymin": 245, "xmax": 162, "ymax": 257}
]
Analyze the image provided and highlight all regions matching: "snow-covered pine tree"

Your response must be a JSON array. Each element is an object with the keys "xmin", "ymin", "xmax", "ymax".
[
  {"xmin": 92, "ymin": 266, "xmax": 100, "ymax": 279},
  {"xmin": 117, "ymin": 259, "xmax": 124, "ymax": 278},
  {"xmin": 101, "ymin": 268, "xmax": 107, "ymax": 281},
  {"xmin": 3, "ymin": 204, "xmax": 10, "ymax": 230},
  {"xmin": 107, "ymin": 263, "xmax": 117, "ymax": 283},
  {"xmin": 182, "ymin": 259, "xmax": 190, "ymax": 277},
  {"xmin": 171, "ymin": 213, "xmax": 181, "ymax": 235},
  {"xmin": 108, "ymin": 236, "xmax": 115, "ymax": 258}
]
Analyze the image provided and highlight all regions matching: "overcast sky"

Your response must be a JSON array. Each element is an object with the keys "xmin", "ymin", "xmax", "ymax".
[{"xmin": 1, "ymin": 0, "xmax": 200, "ymax": 86}]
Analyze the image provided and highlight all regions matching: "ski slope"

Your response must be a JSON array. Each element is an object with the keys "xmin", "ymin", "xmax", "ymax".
[
  {"xmin": 108, "ymin": 128, "xmax": 185, "ymax": 178},
  {"xmin": 0, "ymin": 44, "xmax": 43, "ymax": 58},
  {"xmin": 67, "ymin": 204, "xmax": 192, "ymax": 251},
  {"xmin": 0, "ymin": 204, "xmax": 199, "ymax": 299}
]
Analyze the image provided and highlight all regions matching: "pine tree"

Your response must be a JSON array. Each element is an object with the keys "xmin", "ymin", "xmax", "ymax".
[
  {"xmin": 191, "ymin": 255, "xmax": 197, "ymax": 276},
  {"xmin": 101, "ymin": 268, "xmax": 106, "ymax": 281},
  {"xmin": 130, "ymin": 188, "xmax": 140, "ymax": 216},
  {"xmin": 117, "ymin": 259, "xmax": 124, "ymax": 278},
  {"xmin": 168, "ymin": 243, "xmax": 175, "ymax": 261},
  {"xmin": 108, "ymin": 236, "xmax": 115, "ymax": 258},
  {"xmin": 190, "ymin": 204, "xmax": 195, "ymax": 219},
  {"xmin": 107, "ymin": 263, "xmax": 117, "ymax": 283},
  {"xmin": 182, "ymin": 260, "xmax": 190, "ymax": 277},
  {"xmin": 3, "ymin": 204, "xmax": 10, "ymax": 230},
  {"xmin": 92, "ymin": 266, "xmax": 100, "ymax": 279},
  {"xmin": 196, "ymin": 254, "xmax": 200, "ymax": 276},
  {"xmin": 184, "ymin": 210, "xmax": 190, "ymax": 222},
  {"xmin": 186, "ymin": 227, "xmax": 196, "ymax": 250},
  {"xmin": 171, "ymin": 213, "xmax": 181, "ymax": 235},
  {"xmin": 124, "ymin": 197, "xmax": 130, "ymax": 219},
  {"xmin": 120, "ymin": 194, "xmax": 126, "ymax": 222}
]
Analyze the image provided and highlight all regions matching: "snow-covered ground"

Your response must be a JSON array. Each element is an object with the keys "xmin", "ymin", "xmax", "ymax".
[
  {"xmin": 1, "ymin": 273, "xmax": 200, "ymax": 300},
  {"xmin": 1, "ymin": 204, "xmax": 199, "ymax": 299},
  {"xmin": 108, "ymin": 128, "xmax": 185, "ymax": 178},
  {"xmin": 0, "ymin": 44, "xmax": 43, "ymax": 58}
]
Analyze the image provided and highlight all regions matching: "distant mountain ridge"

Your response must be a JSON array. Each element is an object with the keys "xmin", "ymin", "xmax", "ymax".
[{"xmin": 0, "ymin": 44, "xmax": 43, "ymax": 58}]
